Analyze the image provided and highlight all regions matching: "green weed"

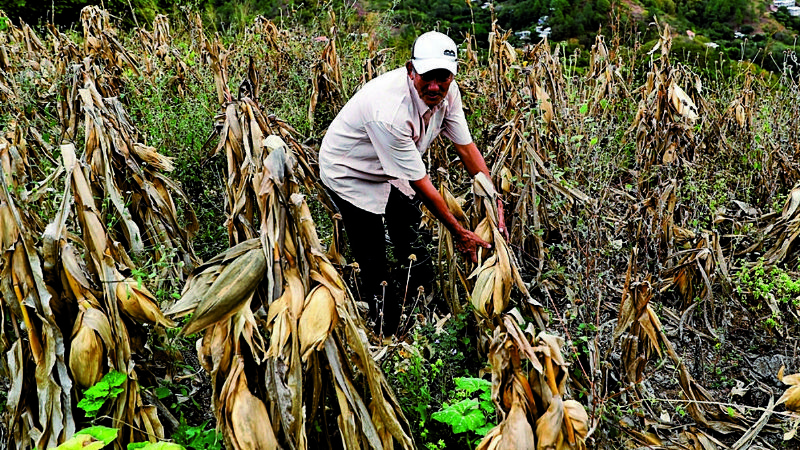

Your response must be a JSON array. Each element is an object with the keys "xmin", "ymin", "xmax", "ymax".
[
  {"xmin": 77, "ymin": 371, "xmax": 127, "ymax": 419},
  {"xmin": 736, "ymin": 259, "xmax": 800, "ymax": 307},
  {"xmin": 171, "ymin": 421, "xmax": 222, "ymax": 450},
  {"xmin": 383, "ymin": 311, "xmax": 481, "ymax": 446},
  {"xmin": 431, "ymin": 377, "xmax": 496, "ymax": 440}
]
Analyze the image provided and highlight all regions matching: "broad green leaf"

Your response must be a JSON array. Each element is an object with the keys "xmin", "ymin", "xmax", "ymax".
[
  {"xmin": 77, "ymin": 397, "xmax": 105, "ymax": 417},
  {"xmin": 579, "ymin": 103, "xmax": 588, "ymax": 114},
  {"xmin": 84, "ymin": 382, "xmax": 110, "ymax": 399},
  {"xmin": 104, "ymin": 371, "xmax": 127, "ymax": 388},
  {"xmin": 109, "ymin": 385, "xmax": 125, "ymax": 397},
  {"xmin": 155, "ymin": 386, "xmax": 171, "ymax": 399},
  {"xmin": 475, "ymin": 423, "xmax": 496, "ymax": 436},
  {"xmin": 454, "ymin": 377, "xmax": 492, "ymax": 395},
  {"xmin": 53, "ymin": 434, "xmax": 105, "ymax": 450},
  {"xmin": 76, "ymin": 425, "xmax": 119, "ymax": 444},
  {"xmin": 431, "ymin": 398, "xmax": 487, "ymax": 434},
  {"xmin": 132, "ymin": 443, "xmax": 185, "ymax": 450}
]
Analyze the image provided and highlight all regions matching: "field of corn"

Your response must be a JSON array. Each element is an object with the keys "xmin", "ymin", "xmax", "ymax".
[{"xmin": 1, "ymin": 3, "xmax": 800, "ymax": 450}]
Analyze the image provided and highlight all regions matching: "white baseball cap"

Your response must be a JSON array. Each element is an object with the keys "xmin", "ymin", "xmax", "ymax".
[{"xmin": 411, "ymin": 31, "xmax": 458, "ymax": 75}]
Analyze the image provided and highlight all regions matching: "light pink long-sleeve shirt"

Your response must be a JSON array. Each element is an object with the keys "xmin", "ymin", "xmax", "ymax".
[{"xmin": 319, "ymin": 67, "xmax": 472, "ymax": 214}]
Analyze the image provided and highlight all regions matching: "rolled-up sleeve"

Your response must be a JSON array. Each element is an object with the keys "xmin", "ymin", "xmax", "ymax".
[
  {"xmin": 441, "ymin": 85, "xmax": 473, "ymax": 146},
  {"xmin": 365, "ymin": 120, "xmax": 427, "ymax": 181}
]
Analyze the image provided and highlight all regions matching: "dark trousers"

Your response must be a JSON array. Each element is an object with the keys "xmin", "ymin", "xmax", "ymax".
[{"xmin": 326, "ymin": 185, "xmax": 434, "ymax": 335}]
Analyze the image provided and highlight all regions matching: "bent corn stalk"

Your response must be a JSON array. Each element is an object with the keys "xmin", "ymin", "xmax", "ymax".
[{"xmin": 168, "ymin": 71, "xmax": 413, "ymax": 448}]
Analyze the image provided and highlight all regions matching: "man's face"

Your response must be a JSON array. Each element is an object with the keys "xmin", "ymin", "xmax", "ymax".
[{"xmin": 407, "ymin": 63, "xmax": 454, "ymax": 108}]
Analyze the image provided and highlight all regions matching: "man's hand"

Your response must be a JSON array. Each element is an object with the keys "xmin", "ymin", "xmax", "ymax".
[
  {"xmin": 409, "ymin": 176, "xmax": 493, "ymax": 264},
  {"xmin": 497, "ymin": 197, "xmax": 509, "ymax": 241},
  {"xmin": 452, "ymin": 142, "xmax": 509, "ymax": 241},
  {"xmin": 454, "ymin": 228, "xmax": 491, "ymax": 264}
]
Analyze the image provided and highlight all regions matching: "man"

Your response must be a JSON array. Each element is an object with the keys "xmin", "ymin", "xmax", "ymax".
[{"xmin": 319, "ymin": 31, "xmax": 506, "ymax": 335}]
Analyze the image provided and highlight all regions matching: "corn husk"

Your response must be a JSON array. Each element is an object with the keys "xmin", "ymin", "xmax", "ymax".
[{"xmin": 299, "ymin": 284, "xmax": 338, "ymax": 361}]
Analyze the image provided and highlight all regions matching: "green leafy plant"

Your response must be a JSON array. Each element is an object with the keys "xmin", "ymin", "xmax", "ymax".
[
  {"xmin": 77, "ymin": 371, "xmax": 127, "ymax": 418},
  {"xmin": 77, "ymin": 426, "xmax": 119, "ymax": 444},
  {"xmin": 431, "ymin": 377, "xmax": 495, "ymax": 437},
  {"xmin": 736, "ymin": 259, "xmax": 800, "ymax": 308},
  {"xmin": 49, "ymin": 425, "xmax": 186, "ymax": 450},
  {"xmin": 50, "ymin": 426, "xmax": 118, "ymax": 449},
  {"xmin": 385, "ymin": 343, "xmax": 438, "ymax": 435},
  {"xmin": 127, "ymin": 442, "xmax": 185, "ymax": 449},
  {"xmin": 172, "ymin": 421, "xmax": 223, "ymax": 450}
]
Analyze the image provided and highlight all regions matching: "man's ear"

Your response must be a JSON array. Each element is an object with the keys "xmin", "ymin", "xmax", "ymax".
[{"xmin": 406, "ymin": 61, "xmax": 414, "ymax": 77}]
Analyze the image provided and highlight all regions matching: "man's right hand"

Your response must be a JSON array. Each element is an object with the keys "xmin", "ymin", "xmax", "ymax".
[
  {"xmin": 409, "ymin": 175, "xmax": 492, "ymax": 263},
  {"xmin": 454, "ymin": 228, "xmax": 491, "ymax": 264}
]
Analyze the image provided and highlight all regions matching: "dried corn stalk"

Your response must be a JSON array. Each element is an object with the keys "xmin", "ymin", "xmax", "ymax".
[
  {"xmin": 143, "ymin": 14, "xmax": 173, "ymax": 61},
  {"xmin": 433, "ymin": 180, "xmax": 469, "ymax": 312},
  {"xmin": 487, "ymin": 23, "xmax": 517, "ymax": 115},
  {"xmin": 80, "ymin": 6, "xmax": 141, "ymax": 82},
  {"xmin": 60, "ymin": 142, "xmax": 171, "ymax": 445},
  {"xmin": 477, "ymin": 326, "xmax": 588, "ymax": 450},
  {"xmin": 757, "ymin": 183, "xmax": 800, "ymax": 265},
  {"xmin": 614, "ymin": 276, "xmax": 745, "ymax": 441},
  {"xmin": 308, "ymin": 12, "xmax": 344, "ymax": 129},
  {"xmin": 628, "ymin": 23, "xmax": 704, "ymax": 172},
  {"xmin": 169, "ymin": 80, "xmax": 414, "ymax": 448},
  {"xmin": 586, "ymin": 34, "xmax": 630, "ymax": 114},
  {"xmin": 521, "ymin": 37, "xmax": 567, "ymax": 127},
  {"xmin": 1, "ymin": 12, "xmax": 195, "ymax": 445},
  {"xmin": 184, "ymin": 9, "xmax": 207, "ymax": 61},
  {"xmin": 77, "ymin": 69, "xmax": 197, "ymax": 286},
  {"xmin": 437, "ymin": 172, "xmax": 585, "ymax": 449},
  {"xmin": 205, "ymin": 33, "xmax": 232, "ymax": 104},
  {"xmin": 613, "ymin": 281, "xmax": 663, "ymax": 384},
  {"xmin": 471, "ymin": 173, "xmax": 547, "ymax": 327},
  {"xmin": 1, "ymin": 150, "xmax": 74, "ymax": 450},
  {"xmin": 137, "ymin": 14, "xmax": 197, "ymax": 96},
  {"xmin": 248, "ymin": 15, "xmax": 290, "ymax": 76},
  {"xmin": 360, "ymin": 48, "xmax": 393, "ymax": 87},
  {"xmin": 250, "ymin": 16, "xmax": 283, "ymax": 52}
]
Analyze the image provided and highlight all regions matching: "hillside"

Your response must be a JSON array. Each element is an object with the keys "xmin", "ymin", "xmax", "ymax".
[{"xmin": 0, "ymin": 3, "xmax": 799, "ymax": 450}]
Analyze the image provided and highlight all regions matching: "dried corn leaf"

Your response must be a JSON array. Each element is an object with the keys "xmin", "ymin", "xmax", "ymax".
[
  {"xmin": 116, "ymin": 277, "xmax": 176, "ymax": 327},
  {"xmin": 778, "ymin": 372, "xmax": 800, "ymax": 411}
]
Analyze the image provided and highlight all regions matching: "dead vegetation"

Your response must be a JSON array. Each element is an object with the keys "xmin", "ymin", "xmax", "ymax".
[{"xmin": 0, "ymin": 5, "xmax": 799, "ymax": 450}]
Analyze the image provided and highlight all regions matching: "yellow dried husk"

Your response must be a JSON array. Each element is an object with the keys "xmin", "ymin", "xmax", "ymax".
[
  {"xmin": 69, "ymin": 318, "xmax": 104, "ymax": 388},
  {"xmin": 230, "ymin": 386, "xmax": 278, "ymax": 450},
  {"xmin": 470, "ymin": 260, "xmax": 498, "ymax": 317},
  {"xmin": 474, "ymin": 217, "xmax": 494, "ymax": 245},
  {"xmin": 778, "ymin": 373, "xmax": 800, "ymax": 412},
  {"xmin": 116, "ymin": 277, "xmax": 176, "ymax": 328},
  {"xmin": 477, "ymin": 401, "xmax": 535, "ymax": 450},
  {"xmin": 500, "ymin": 166, "xmax": 513, "ymax": 194},
  {"xmin": 266, "ymin": 265, "xmax": 305, "ymax": 358},
  {"xmin": 299, "ymin": 284, "xmax": 338, "ymax": 361}
]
